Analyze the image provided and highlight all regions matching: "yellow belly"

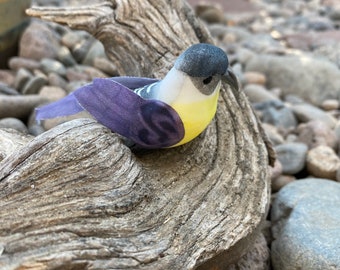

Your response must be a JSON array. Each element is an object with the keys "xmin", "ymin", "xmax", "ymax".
[{"xmin": 171, "ymin": 91, "xmax": 219, "ymax": 146}]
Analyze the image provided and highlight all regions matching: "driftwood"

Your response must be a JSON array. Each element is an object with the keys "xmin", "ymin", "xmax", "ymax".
[{"xmin": 0, "ymin": 0, "xmax": 275, "ymax": 269}]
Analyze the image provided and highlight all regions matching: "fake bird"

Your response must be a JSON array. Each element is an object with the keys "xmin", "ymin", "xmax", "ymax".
[{"xmin": 36, "ymin": 43, "xmax": 239, "ymax": 148}]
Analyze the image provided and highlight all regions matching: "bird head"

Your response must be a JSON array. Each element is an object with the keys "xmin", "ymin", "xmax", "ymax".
[{"xmin": 157, "ymin": 43, "xmax": 239, "ymax": 104}]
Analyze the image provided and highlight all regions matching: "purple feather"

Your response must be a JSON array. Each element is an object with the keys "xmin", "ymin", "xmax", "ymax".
[{"xmin": 35, "ymin": 77, "xmax": 184, "ymax": 148}]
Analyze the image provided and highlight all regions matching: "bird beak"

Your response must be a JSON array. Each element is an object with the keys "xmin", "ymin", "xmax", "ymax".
[{"xmin": 222, "ymin": 68, "xmax": 239, "ymax": 91}]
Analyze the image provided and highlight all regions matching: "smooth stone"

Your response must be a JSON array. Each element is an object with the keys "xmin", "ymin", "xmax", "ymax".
[
  {"xmin": 271, "ymin": 178, "xmax": 340, "ymax": 270},
  {"xmin": 195, "ymin": 3, "xmax": 226, "ymax": 24},
  {"xmin": 93, "ymin": 57, "xmax": 119, "ymax": 77},
  {"xmin": 40, "ymin": 58, "xmax": 67, "ymax": 76},
  {"xmin": 19, "ymin": 21, "xmax": 60, "ymax": 61},
  {"xmin": 0, "ymin": 70, "xmax": 15, "ymax": 86},
  {"xmin": 271, "ymin": 159, "xmax": 283, "ymax": 181},
  {"xmin": 82, "ymin": 40, "xmax": 106, "ymax": 66},
  {"xmin": 0, "ymin": 117, "xmax": 28, "ymax": 133},
  {"xmin": 245, "ymin": 53, "xmax": 340, "ymax": 106},
  {"xmin": 275, "ymin": 142, "xmax": 308, "ymax": 175},
  {"xmin": 8, "ymin": 57, "xmax": 41, "ymax": 71},
  {"xmin": 254, "ymin": 100, "xmax": 298, "ymax": 129},
  {"xmin": 0, "ymin": 95, "xmax": 48, "ymax": 119},
  {"xmin": 296, "ymin": 120, "xmax": 337, "ymax": 150},
  {"xmin": 66, "ymin": 67, "xmax": 90, "ymax": 82},
  {"xmin": 244, "ymin": 84, "xmax": 279, "ymax": 103},
  {"xmin": 61, "ymin": 30, "xmax": 84, "ymax": 50},
  {"xmin": 39, "ymin": 86, "xmax": 67, "ymax": 101},
  {"xmin": 48, "ymin": 73, "xmax": 68, "ymax": 90},
  {"xmin": 306, "ymin": 145, "xmax": 340, "ymax": 180},
  {"xmin": 321, "ymin": 99, "xmax": 339, "ymax": 111},
  {"xmin": 57, "ymin": 46, "xmax": 77, "ymax": 67},
  {"xmin": 0, "ymin": 83, "xmax": 20, "ymax": 95},
  {"xmin": 262, "ymin": 123, "xmax": 284, "ymax": 146},
  {"xmin": 291, "ymin": 103, "xmax": 337, "ymax": 128},
  {"xmin": 72, "ymin": 37, "xmax": 95, "ymax": 63},
  {"xmin": 271, "ymin": 175, "xmax": 295, "ymax": 193},
  {"xmin": 22, "ymin": 75, "xmax": 48, "ymax": 95},
  {"xmin": 242, "ymin": 71, "xmax": 266, "ymax": 85},
  {"xmin": 14, "ymin": 68, "xmax": 32, "ymax": 91}
]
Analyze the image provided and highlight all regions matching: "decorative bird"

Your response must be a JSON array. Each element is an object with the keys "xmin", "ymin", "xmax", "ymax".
[{"xmin": 36, "ymin": 43, "xmax": 239, "ymax": 148}]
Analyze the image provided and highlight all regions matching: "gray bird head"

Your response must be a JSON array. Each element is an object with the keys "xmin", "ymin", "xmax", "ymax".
[{"xmin": 174, "ymin": 43, "xmax": 239, "ymax": 94}]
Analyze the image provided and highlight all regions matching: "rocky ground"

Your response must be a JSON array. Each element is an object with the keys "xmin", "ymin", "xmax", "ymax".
[{"xmin": 0, "ymin": 0, "xmax": 340, "ymax": 269}]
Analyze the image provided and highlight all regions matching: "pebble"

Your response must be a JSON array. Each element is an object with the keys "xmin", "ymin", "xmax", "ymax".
[
  {"xmin": 320, "ymin": 99, "xmax": 339, "ymax": 111},
  {"xmin": 57, "ymin": 46, "xmax": 77, "ymax": 67},
  {"xmin": 39, "ymin": 86, "xmax": 67, "ymax": 101},
  {"xmin": 243, "ymin": 84, "xmax": 279, "ymax": 103},
  {"xmin": 40, "ymin": 58, "xmax": 67, "ymax": 76},
  {"xmin": 306, "ymin": 145, "xmax": 340, "ymax": 180},
  {"xmin": 0, "ymin": 70, "xmax": 15, "ymax": 86},
  {"xmin": 291, "ymin": 103, "xmax": 337, "ymax": 128},
  {"xmin": 245, "ymin": 54, "xmax": 340, "ymax": 106},
  {"xmin": 0, "ymin": 95, "xmax": 48, "ymax": 119},
  {"xmin": 262, "ymin": 123, "xmax": 284, "ymax": 146},
  {"xmin": 19, "ymin": 21, "xmax": 60, "ymax": 61},
  {"xmin": 195, "ymin": 3, "xmax": 226, "ymax": 24},
  {"xmin": 72, "ymin": 37, "xmax": 95, "ymax": 63},
  {"xmin": 242, "ymin": 71, "xmax": 266, "ymax": 85},
  {"xmin": 8, "ymin": 57, "xmax": 41, "ymax": 71},
  {"xmin": 47, "ymin": 73, "xmax": 68, "ymax": 90},
  {"xmin": 14, "ymin": 68, "xmax": 32, "ymax": 91},
  {"xmin": 82, "ymin": 40, "xmax": 106, "ymax": 66},
  {"xmin": 253, "ymin": 100, "xmax": 298, "ymax": 129},
  {"xmin": 0, "ymin": 117, "xmax": 28, "ymax": 133},
  {"xmin": 271, "ymin": 175, "xmax": 295, "ymax": 193},
  {"xmin": 93, "ymin": 57, "xmax": 119, "ymax": 77},
  {"xmin": 271, "ymin": 178, "xmax": 340, "ymax": 270},
  {"xmin": 0, "ymin": 83, "xmax": 19, "ymax": 95},
  {"xmin": 296, "ymin": 120, "xmax": 337, "ymax": 150},
  {"xmin": 22, "ymin": 75, "xmax": 48, "ymax": 95},
  {"xmin": 275, "ymin": 142, "xmax": 308, "ymax": 175}
]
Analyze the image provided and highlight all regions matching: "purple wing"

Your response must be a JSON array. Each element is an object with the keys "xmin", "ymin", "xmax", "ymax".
[
  {"xmin": 74, "ymin": 78, "xmax": 184, "ymax": 148},
  {"xmin": 36, "ymin": 77, "xmax": 184, "ymax": 148}
]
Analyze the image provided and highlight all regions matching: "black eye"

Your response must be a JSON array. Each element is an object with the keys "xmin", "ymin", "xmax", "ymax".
[{"xmin": 203, "ymin": 76, "xmax": 213, "ymax": 85}]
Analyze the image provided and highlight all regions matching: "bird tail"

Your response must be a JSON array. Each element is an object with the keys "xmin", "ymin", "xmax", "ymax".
[{"xmin": 35, "ymin": 93, "xmax": 85, "ymax": 122}]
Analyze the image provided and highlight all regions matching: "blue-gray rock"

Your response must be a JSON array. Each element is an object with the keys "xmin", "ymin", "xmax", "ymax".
[
  {"xmin": 0, "ymin": 117, "xmax": 28, "ymax": 133},
  {"xmin": 41, "ymin": 58, "xmax": 67, "ymax": 76},
  {"xmin": 0, "ymin": 83, "xmax": 19, "ymax": 95},
  {"xmin": 292, "ymin": 103, "xmax": 337, "ymax": 128},
  {"xmin": 253, "ymin": 100, "xmax": 298, "ymax": 129},
  {"xmin": 271, "ymin": 178, "xmax": 340, "ymax": 270},
  {"xmin": 57, "ymin": 46, "xmax": 77, "ymax": 67},
  {"xmin": 14, "ymin": 68, "xmax": 32, "ymax": 91},
  {"xmin": 243, "ymin": 84, "xmax": 279, "ymax": 103},
  {"xmin": 245, "ymin": 53, "xmax": 340, "ymax": 106},
  {"xmin": 275, "ymin": 142, "xmax": 308, "ymax": 175},
  {"xmin": 22, "ymin": 75, "xmax": 48, "ymax": 95}
]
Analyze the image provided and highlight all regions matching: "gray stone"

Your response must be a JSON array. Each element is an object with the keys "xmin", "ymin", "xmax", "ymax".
[
  {"xmin": 245, "ymin": 53, "xmax": 340, "ymax": 106},
  {"xmin": 48, "ymin": 73, "xmax": 68, "ymax": 90},
  {"xmin": 57, "ymin": 46, "xmax": 77, "ymax": 67},
  {"xmin": 82, "ymin": 40, "xmax": 106, "ymax": 66},
  {"xmin": 72, "ymin": 37, "xmax": 95, "ymax": 63},
  {"xmin": 292, "ymin": 103, "xmax": 337, "ymax": 128},
  {"xmin": 93, "ymin": 57, "xmax": 119, "ymax": 77},
  {"xmin": 22, "ymin": 75, "xmax": 48, "ymax": 95},
  {"xmin": 275, "ymin": 142, "xmax": 308, "ymax": 175},
  {"xmin": 0, "ymin": 118, "xmax": 28, "ymax": 133},
  {"xmin": 262, "ymin": 123, "xmax": 284, "ymax": 146},
  {"xmin": 254, "ymin": 100, "xmax": 298, "ymax": 129},
  {"xmin": 243, "ymin": 84, "xmax": 279, "ymax": 103},
  {"xmin": 14, "ymin": 68, "xmax": 32, "ymax": 91},
  {"xmin": 41, "ymin": 58, "xmax": 67, "ymax": 76},
  {"xmin": 0, "ymin": 83, "xmax": 19, "ymax": 95},
  {"xmin": 271, "ymin": 178, "xmax": 340, "ymax": 270}
]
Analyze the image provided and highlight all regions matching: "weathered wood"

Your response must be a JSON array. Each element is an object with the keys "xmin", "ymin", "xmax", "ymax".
[{"xmin": 0, "ymin": 0, "xmax": 275, "ymax": 269}]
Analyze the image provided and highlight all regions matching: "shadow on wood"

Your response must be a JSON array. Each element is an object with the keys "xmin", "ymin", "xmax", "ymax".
[{"xmin": 0, "ymin": 0, "xmax": 275, "ymax": 269}]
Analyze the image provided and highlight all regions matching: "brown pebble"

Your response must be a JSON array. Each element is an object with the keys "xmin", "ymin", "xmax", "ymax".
[
  {"xmin": 8, "ymin": 57, "xmax": 41, "ymax": 71},
  {"xmin": 39, "ymin": 86, "xmax": 67, "ymax": 101},
  {"xmin": 321, "ymin": 99, "xmax": 339, "ymax": 111},
  {"xmin": 271, "ymin": 159, "xmax": 283, "ymax": 181},
  {"xmin": 93, "ymin": 57, "xmax": 119, "ymax": 77},
  {"xmin": 272, "ymin": 175, "xmax": 295, "ymax": 193},
  {"xmin": 306, "ymin": 145, "xmax": 340, "ymax": 180},
  {"xmin": 243, "ymin": 71, "xmax": 267, "ymax": 85},
  {"xmin": 0, "ymin": 70, "xmax": 15, "ymax": 86}
]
